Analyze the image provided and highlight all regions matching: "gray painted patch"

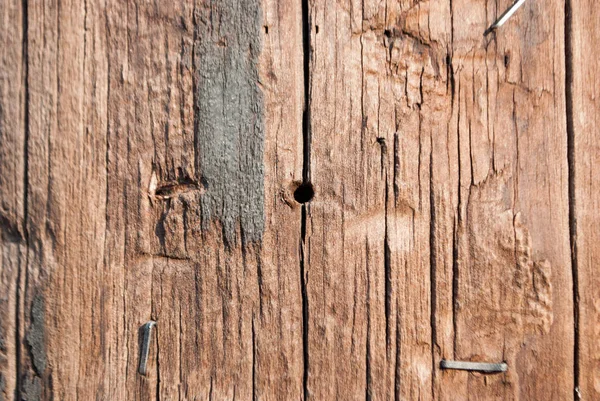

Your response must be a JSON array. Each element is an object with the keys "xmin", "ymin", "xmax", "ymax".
[
  {"xmin": 21, "ymin": 374, "xmax": 41, "ymax": 401},
  {"xmin": 194, "ymin": 0, "xmax": 265, "ymax": 245},
  {"xmin": 26, "ymin": 294, "xmax": 46, "ymax": 375}
]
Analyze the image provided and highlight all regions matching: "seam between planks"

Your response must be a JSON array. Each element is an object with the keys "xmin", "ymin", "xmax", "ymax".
[
  {"xmin": 300, "ymin": 0, "xmax": 312, "ymax": 399},
  {"xmin": 564, "ymin": 0, "xmax": 580, "ymax": 398}
]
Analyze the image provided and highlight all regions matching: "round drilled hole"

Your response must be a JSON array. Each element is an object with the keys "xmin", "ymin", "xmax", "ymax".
[{"xmin": 293, "ymin": 182, "xmax": 315, "ymax": 204}]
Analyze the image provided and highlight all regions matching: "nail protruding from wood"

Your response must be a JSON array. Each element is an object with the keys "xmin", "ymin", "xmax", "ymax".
[
  {"xmin": 138, "ymin": 321, "xmax": 157, "ymax": 375},
  {"xmin": 440, "ymin": 360, "xmax": 508, "ymax": 373},
  {"xmin": 484, "ymin": 0, "xmax": 528, "ymax": 36}
]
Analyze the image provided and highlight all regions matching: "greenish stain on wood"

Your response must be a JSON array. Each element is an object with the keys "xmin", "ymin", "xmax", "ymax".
[{"xmin": 193, "ymin": 0, "xmax": 265, "ymax": 246}]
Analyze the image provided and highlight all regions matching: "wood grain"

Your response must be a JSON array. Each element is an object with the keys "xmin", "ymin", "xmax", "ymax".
[
  {"xmin": 0, "ymin": 1, "xmax": 26, "ymax": 398},
  {"xmin": 0, "ymin": 0, "xmax": 594, "ymax": 399}
]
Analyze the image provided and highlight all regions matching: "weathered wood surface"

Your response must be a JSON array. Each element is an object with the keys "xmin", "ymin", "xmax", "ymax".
[{"xmin": 0, "ymin": 0, "xmax": 596, "ymax": 400}]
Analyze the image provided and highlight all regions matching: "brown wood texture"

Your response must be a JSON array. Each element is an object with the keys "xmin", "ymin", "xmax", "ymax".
[{"xmin": 0, "ymin": 0, "xmax": 596, "ymax": 400}]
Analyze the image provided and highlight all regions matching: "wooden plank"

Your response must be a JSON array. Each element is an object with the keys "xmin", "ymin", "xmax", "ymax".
[
  {"xmin": 259, "ymin": 0, "xmax": 306, "ymax": 398},
  {"xmin": 304, "ymin": 1, "xmax": 449, "ymax": 399},
  {"xmin": 24, "ymin": 0, "xmax": 107, "ymax": 398},
  {"xmin": 98, "ymin": 0, "xmax": 305, "ymax": 398},
  {"xmin": 306, "ymin": 0, "xmax": 573, "ymax": 400},
  {"xmin": 434, "ymin": 0, "xmax": 573, "ymax": 399},
  {"xmin": 568, "ymin": 0, "xmax": 600, "ymax": 398},
  {"xmin": 0, "ymin": 0, "xmax": 305, "ymax": 399}
]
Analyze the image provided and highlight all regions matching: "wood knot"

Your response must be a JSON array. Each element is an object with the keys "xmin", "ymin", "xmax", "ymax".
[{"xmin": 149, "ymin": 171, "xmax": 206, "ymax": 200}]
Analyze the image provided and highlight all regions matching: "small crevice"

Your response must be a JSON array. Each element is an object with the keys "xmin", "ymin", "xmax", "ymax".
[
  {"xmin": 429, "ymin": 136, "xmax": 437, "ymax": 400},
  {"xmin": 446, "ymin": 54, "xmax": 455, "ymax": 105},
  {"xmin": 377, "ymin": 137, "xmax": 392, "ymax": 350},
  {"xmin": 252, "ymin": 316, "xmax": 257, "ymax": 401},
  {"xmin": 300, "ymin": 205, "xmax": 310, "ymax": 401},
  {"xmin": 384, "ymin": 222, "xmax": 392, "ymax": 350},
  {"xmin": 393, "ymin": 133, "xmax": 400, "ymax": 205},
  {"xmin": 365, "ymin": 330, "xmax": 372, "ymax": 401},
  {"xmin": 394, "ymin": 295, "xmax": 401, "ymax": 401},
  {"xmin": 451, "ymin": 217, "xmax": 459, "ymax": 358},
  {"xmin": 301, "ymin": 0, "xmax": 311, "ymax": 183},
  {"xmin": 16, "ymin": 0, "xmax": 31, "ymax": 397},
  {"xmin": 453, "ymin": 75, "xmax": 462, "ymax": 358},
  {"xmin": 255, "ymin": 251, "xmax": 264, "ymax": 317},
  {"xmin": 418, "ymin": 67, "xmax": 425, "ymax": 108},
  {"xmin": 155, "ymin": 324, "xmax": 161, "ymax": 401},
  {"xmin": 376, "ymin": 137, "xmax": 387, "ymax": 177},
  {"xmin": 178, "ymin": 309, "xmax": 183, "ymax": 401},
  {"xmin": 151, "ymin": 173, "xmax": 207, "ymax": 200},
  {"xmin": 365, "ymin": 240, "xmax": 372, "ymax": 401}
]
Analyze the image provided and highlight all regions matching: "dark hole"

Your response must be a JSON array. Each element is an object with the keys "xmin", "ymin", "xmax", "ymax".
[
  {"xmin": 294, "ymin": 182, "xmax": 315, "ymax": 204},
  {"xmin": 384, "ymin": 29, "xmax": 392, "ymax": 38},
  {"xmin": 316, "ymin": 25, "xmax": 319, "ymax": 34},
  {"xmin": 446, "ymin": 54, "xmax": 452, "ymax": 65},
  {"xmin": 264, "ymin": 25, "xmax": 269, "ymax": 34},
  {"xmin": 504, "ymin": 54, "xmax": 510, "ymax": 68}
]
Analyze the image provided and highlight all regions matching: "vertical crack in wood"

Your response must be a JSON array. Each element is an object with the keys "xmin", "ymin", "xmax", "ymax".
[
  {"xmin": 384, "ymin": 191, "xmax": 391, "ymax": 351},
  {"xmin": 365, "ymin": 239, "xmax": 372, "ymax": 401},
  {"xmin": 14, "ymin": 260, "xmax": 23, "ymax": 401},
  {"xmin": 252, "ymin": 315, "xmax": 257, "ymax": 401},
  {"xmin": 393, "ymin": 133, "xmax": 400, "ymax": 205},
  {"xmin": 377, "ymin": 137, "xmax": 392, "ymax": 351},
  {"xmin": 301, "ymin": 0, "xmax": 311, "ymax": 183},
  {"xmin": 254, "ymin": 247, "xmax": 264, "ymax": 318},
  {"xmin": 15, "ymin": 0, "xmax": 31, "ymax": 397},
  {"xmin": 300, "ymin": 205, "xmax": 309, "ymax": 401},
  {"xmin": 428, "ymin": 134, "xmax": 437, "ymax": 400},
  {"xmin": 451, "ymin": 217, "xmax": 459, "ymax": 358},
  {"xmin": 394, "ymin": 294, "xmax": 401, "ymax": 401},
  {"xmin": 452, "ymin": 74, "xmax": 461, "ymax": 359},
  {"xmin": 300, "ymin": 203, "xmax": 309, "ymax": 401},
  {"xmin": 300, "ymin": 0, "xmax": 312, "ymax": 399},
  {"xmin": 564, "ymin": 0, "xmax": 580, "ymax": 397},
  {"xmin": 155, "ymin": 322, "xmax": 160, "ymax": 401}
]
